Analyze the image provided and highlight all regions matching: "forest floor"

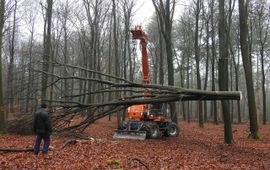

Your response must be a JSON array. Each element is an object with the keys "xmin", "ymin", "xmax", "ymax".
[{"xmin": 0, "ymin": 117, "xmax": 270, "ymax": 170}]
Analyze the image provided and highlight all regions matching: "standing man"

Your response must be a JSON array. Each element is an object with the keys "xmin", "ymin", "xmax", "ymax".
[{"xmin": 33, "ymin": 103, "xmax": 52, "ymax": 155}]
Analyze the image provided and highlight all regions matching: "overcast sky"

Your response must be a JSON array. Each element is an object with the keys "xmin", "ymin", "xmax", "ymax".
[
  {"xmin": 133, "ymin": 0, "xmax": 155, "ymax": 27},
  {"xmin": 133, "ymin": 0, "xmax": 188, "ymax": 28}
]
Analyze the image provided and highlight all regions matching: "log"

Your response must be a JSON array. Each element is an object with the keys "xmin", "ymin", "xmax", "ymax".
[{"xmin": 0, "ymin": 148, "xmax": 33, "ymax": 152}]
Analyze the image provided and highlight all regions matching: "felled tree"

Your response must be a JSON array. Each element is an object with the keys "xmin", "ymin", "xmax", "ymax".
[{"xmin": 7, "ymin": 62, "xmax": 241, "ymax": 137}]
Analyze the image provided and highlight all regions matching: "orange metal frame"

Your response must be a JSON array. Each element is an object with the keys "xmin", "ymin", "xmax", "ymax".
[
  {"xmin": 126, "ymin": 26, "xmax": 166, "ymax": 121},
  {"xmin": 130, "ymin": 25, "xmax": 150, "ymax": 84}
]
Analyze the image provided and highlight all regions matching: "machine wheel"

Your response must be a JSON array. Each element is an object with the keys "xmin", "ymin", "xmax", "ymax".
[
  {"xmin": 118, "ymin": 122, "xmax": 128, "ymax": 130},
  {"xmin": 149, "ymin": 124, "xmax": 161, "ymax": 138},
  {"xmin": 166, "ymin": 123, "xmax": 179, "ymax": 137}
]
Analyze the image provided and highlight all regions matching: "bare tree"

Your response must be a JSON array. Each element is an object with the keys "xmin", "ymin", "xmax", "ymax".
[
  {"xmin": 41, "ymin": 0, "xmax": 53, "ymax": 102},
  {"xmin": 0, "ymin": 0, "xmax": 5, "ymax": 132},
  {"xmin": 112, "ymin": 0, "xmax": 122, "ymax": 126},
  {"xmin": 24, "ymin": 3, "xmax": 37, "ymax": 113},
  {"xmin": 239, "ymin": 0, "xmax": 259, "ymax": 139},
  {"xmin": 209, "ymin": 0, "xmax": 218, "ymax": 124},
  {"xmin": 230, "ymin": 25, "xmax": 241, "ymax": 123},
  {"xmin": 253, "ymin": 0, "xmax": 269, "ymax": 125},
  {"xmin": 6, "ymin": 0, "xmax": 17, "ymax": 113},
  {"xmin": 194, "ymin": 0, "xmax": 203, "ymax": 127},
  {"xmin": 218, "ymin": 0, "xmax": 234, "ymax": 144},
  {"xmin": 121, "ymin": 0, "xmax": 134, "ymax": 82},
  {"xmin": 152, "ymin": 0, "xmax": 178, "ymax": 124}
]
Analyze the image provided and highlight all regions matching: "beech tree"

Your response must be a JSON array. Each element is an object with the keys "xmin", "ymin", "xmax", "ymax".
[
  {"xmin": 239, "ymin": 0, "xmax": 259, "ymax": 139},
  {"xmin": 41, "ymin": 0, "xmax": 53, "ymax": 102},
  {"xmin": 218, "ymin": 0, "xmax": 234, "ymax": 144},
  {"xmin": 6, "ymin": 0, "xmax": 17, "ymax": 113},
  {"xmin": 0, "ymin": 0, "xmax": 5, "ymax": 132},
  {"xmin": 253, "ymin": 0, "xmax": 269, "ymax": 125},
  {"xmin": 152, "ymin": 0, "xmax": 178, "ymax": 124},
  {"xmin": 194, "ymin": 0, "xmax": 203, "ymax": 127}
]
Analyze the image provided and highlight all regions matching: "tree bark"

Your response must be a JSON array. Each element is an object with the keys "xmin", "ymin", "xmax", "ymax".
[
  {"xmin": 7, "ymin": 0, "xmax": 17, "ymax": 113},
  {"xmin": 231, "ymin": 33, "xmax": 241, "ymax": 123},
  {"xmin": 26, "ymin": 20, "xmax": 35, "ymax": 113},
  {"xmin": 238, "ymin": 0, "xmax": 259, "ymax": 139},
  {"xmin": 157, "ymin": 17, "xmax": 164, "ymax": 85},
  {"xmin": 210, "ymin": 0, "xmax": 218, "ymax": 124},
  {"xmin": 255, "ymin": 2, "xmax": 268, "ymax": 125},
  {"xmin": 112, "ymin": 0, "xmax": 121, "ymax": 127},
  {"xmin": 41, "ymin": 0, "xmax": 53, "ymax": 102},
  {"xmin": 0, "ymin": 0, "xmax": 5, "ymax": 132},
  {"xmin": 152, "ymin": 0, "xmax": 178, "ymax": 124},
  {"xmin": 195, "ymin": 0, "xmax": 203, "ymax": 128},
  {"xmin": 218, "ymin": 0, "xmax": 234, "ymax": 144},
  {"xmin": 203, "ymin": 12, "xmax": 210, "ymax": 123}
]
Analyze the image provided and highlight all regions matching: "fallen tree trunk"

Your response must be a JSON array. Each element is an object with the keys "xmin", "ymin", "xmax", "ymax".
[
  {"xmin": 0, "ymin": 148, "xmax": 33, "ymax": 152},
  {"xmin": 7, "ymin": 90, "xmax": 241, "ymax": 134},
  {"xmin": 7, "ymin": 63, "xmax": 242, "ymax": 134}
]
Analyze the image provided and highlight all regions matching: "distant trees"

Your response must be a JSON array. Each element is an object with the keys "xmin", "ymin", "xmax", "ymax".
[{"xmin": 0, "ymin": 0, "xmax": 269, "ymax": 141}]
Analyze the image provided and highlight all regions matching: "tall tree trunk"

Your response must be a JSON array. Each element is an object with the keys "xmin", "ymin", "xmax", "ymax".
[
  {"xmin": 41, "ymin": 0, "xmax": 53, "ymax": 103},
  {"xmin": 63, "ymin": 2, "xmax": 68, "ymax": 102},
  {"xmin": 0, "ymin": 0, "xmax": 5, "ymax": 132},
  {"xmin": 256, "ymin": 4, "xmax": 268, "ymax": 125},
  {"xmin": 26, "ymin": 23, "xmax": 35, "ymax": 113},
  {"xmin": 112, "ymin": 0, "xmax": 121, "ymax": 126},
  {"xmin": 260, "ymin": 48, "xmax": 266, "ymax": 124},
  {"xmin": 210, "ymin": 0, "xmax": 218, "ymax": 124},
  {"xmin": 157, "ymin": 18, "xmax": 164, "ymax": 85},
  {"xmin": 231, "ymin": 35, "xmax": 241, "ymax": 123},
  {"xmin": 186, "ymin": 47, "xmax": 191, "ymax": 123},
  {"xmin": 122, "ymin": 0, "xmax": 133, "ymax": 120},
  {"xmin": 186, "ymin": 18, "xmax": 192, "ymax": 123},
  {"xmin": 204, "ymin": 18, "xmax": 210, "ymax": 122},
  {"xmin": 195, "ymin": 0, "xmax": 203, "ymax": 128},
  {"xmin": 179, "ymin": 62, "xmax": 186, "ymax": 121},
  {"xmin": 7, "ymin": 0, "xmax": 17, "ymax": 113},
  {"xmin": 152, "ymin": 0, "xmax": 177, "ymax": 124},
  {"xmin": 239, "ymin": 0, "xmax": 259, "ymax": 139},
  {"xmin": 218, "ymin": 0, "xmax": 234, "ymax": 144},
  {"xmin": 108, "ymin": 14, "xmax": 113, "ymax": 121}
]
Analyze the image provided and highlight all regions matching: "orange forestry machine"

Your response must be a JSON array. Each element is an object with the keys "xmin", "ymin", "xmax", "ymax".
[{"xmin": 113, "ymin": 25, "xmax": 179, "ymax": 140}]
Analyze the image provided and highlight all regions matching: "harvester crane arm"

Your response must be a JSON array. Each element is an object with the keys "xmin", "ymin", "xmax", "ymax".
[
  {"xmin": 113, "ymin": 26, "xmax": 179, "ymax": 140},
  {"xmin": 131, "ymin": 25, "xmax": 150, "ymax": 84}
]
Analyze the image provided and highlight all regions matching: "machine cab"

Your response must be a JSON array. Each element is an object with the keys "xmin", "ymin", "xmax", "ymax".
[{"xmin": 126, "ymin": 103, "xmax": 168, "ymax": 121}]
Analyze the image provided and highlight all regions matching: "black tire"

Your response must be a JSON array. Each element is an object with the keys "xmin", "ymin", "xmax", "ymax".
[
  {"xmin": 149, "ymin": 124, "xmax": 161, "ymax": 138},
  {"xmin": 118, "ymin": 121, "xmax": 128, "ymax": 130},
  {"xmin": 166, "ymin": 123, "xmax": 179, "ymax": 137}
]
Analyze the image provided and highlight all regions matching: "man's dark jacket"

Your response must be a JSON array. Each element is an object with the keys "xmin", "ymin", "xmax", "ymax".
[{"xmin": 33, "ymin": 108, "xmax": 52, "ymax": 134}]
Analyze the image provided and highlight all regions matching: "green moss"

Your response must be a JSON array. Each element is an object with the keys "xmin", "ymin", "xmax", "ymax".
[
  {"xmin": 225, "ymin": 139, "xmax": 235, "ymax": 144},
  {"xmin": 0, "ymin": 129, "xmax": 7, "ymax": 134},
  {"xmin": 248, "ymin": 131, "xmax": 260, "ymax": 140},
  {"xmin": 105, "ymin": 160, "xmax": 121, "ymax": 169}
]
